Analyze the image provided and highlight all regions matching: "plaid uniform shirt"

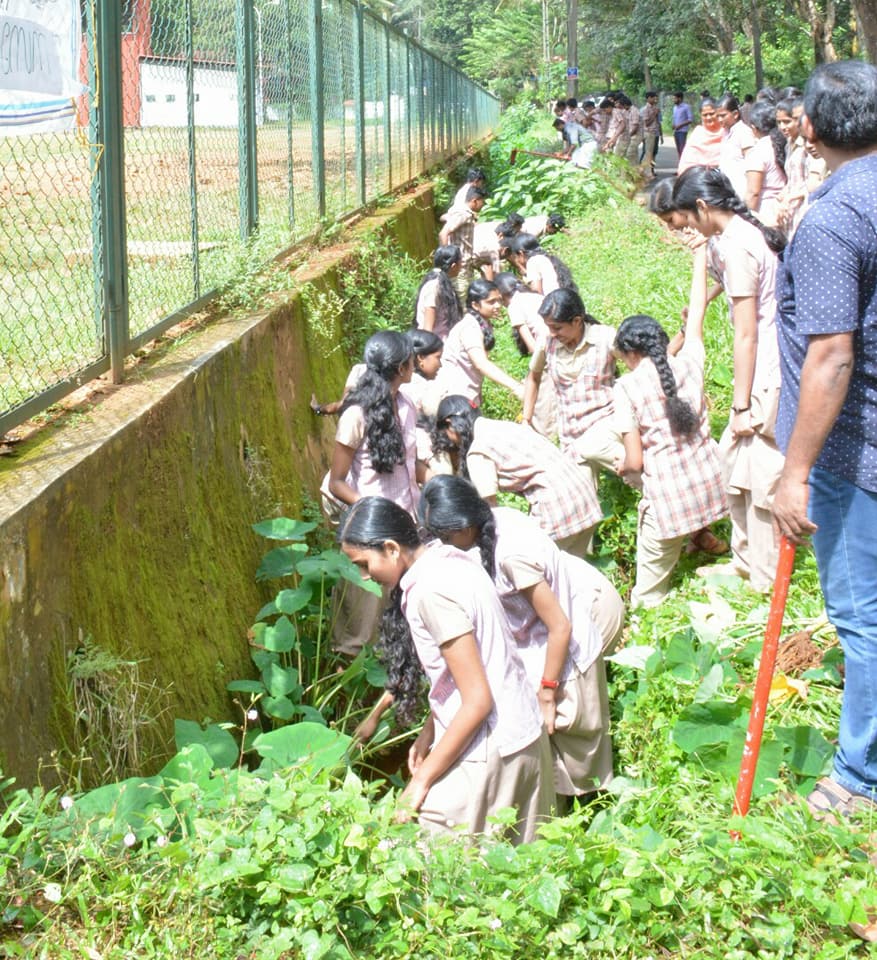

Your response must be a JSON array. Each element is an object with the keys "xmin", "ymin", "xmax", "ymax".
[
  {"xmin": 614, "ymin": 343, "xmax": 727, "ymax": 539},
  {"xmin": 543, "ymin": 328, "xmax": 616, "ymax": 456},
  {"xmin": 467, "ymin": 417, "xmax": 603, "ymax": 540}
]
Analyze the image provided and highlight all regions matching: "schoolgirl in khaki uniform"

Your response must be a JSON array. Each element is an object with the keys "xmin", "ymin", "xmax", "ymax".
[
  {"xmin": 420, "ymin": 476, "xmax": 614, "ymax": 801},
  {"xmin": 613, "ymin": 244, "xmax": 728, "ymax": 606},
  {"xmin": 523, "ymin": 288, "xmax": 623, "ymax": 492},
  {"xmin": 673, "ymin": 165, "xmax": 786, "ymax": 591},
  {"xmin": 339, "ymin": 497, "xmax": 554, "ymax": 843}
]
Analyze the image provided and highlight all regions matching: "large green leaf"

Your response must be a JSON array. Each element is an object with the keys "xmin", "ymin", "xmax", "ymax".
[
  {"xmin": 262, "ymin": 695, "xmax": 297, "ymax": 721},
  {"xmin": 252, "ymin": 518, "xmax": 318, "ymax": 541},
  {"xmin": 263, "ymin": 661, "xmax": 300, "ymax": 699},
  {"xmin": 775, "ymin": 725, "xmax": 834, "ymax": 778},
  {"xmin": 256, "ymin": 544, "xmax": 309, "ymax": 581},
  {"xmin": 174, "ymin": 720, "xmax": 239, "ymax": 769},
  {"xmin": 263, "ymin": 615, "xmax": 297, "ymax": 653},
  {"xmin": 275, "ymin": 586, "xmax": 314, "ymax": 616},
  {"xmin": 297, "ymin": 550, "xmax": 382, "ymax": 596},
  {"xmin": 160, "ymin": 742, "xmax": 216, "ymax": 784},
  {"xmin": 253, "ymin": 722, "xmax": 352, "ymax": 775}
]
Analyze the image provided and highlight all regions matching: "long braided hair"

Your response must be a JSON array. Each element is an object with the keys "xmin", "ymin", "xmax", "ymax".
[
  {"xmin": 413, "ymin": 245, "xmax": 462, "ymax": 332},
  {"xmin": 615, "ymin": 315, "xmax": 699, "ymax": 438},
  {"xmin": 337, "ymin": 497, "xmax": 424, "ymax": 725},
  {"xmin": 430, "ymin": 394, "xmax": 479, "ymax": 478},
  {"xmin": 419, "ymin": 475, "xmax": 497, "ymax": 580},
  {"xmin": 671, "ymin": 165, "xmax": 786, "ymax": 253},
  {"xmin": 340, "ymin": 330, "xmax": 412, "ymax": 473},
  {"xmin": 494, "ymin": 271, "xmax": 534, "ymax": 356},
  {"xmin": 465, "ymin": 278, "xmax": 499, "ymax": 351}
]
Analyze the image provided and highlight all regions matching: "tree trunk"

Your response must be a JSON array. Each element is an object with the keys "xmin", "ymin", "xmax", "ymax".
[
  {"xmin": 751, "ymin": 1, "xmax": 764, "ymax": 91},
  {"xmin": 802, "ymin": 0, "xmax": 838, "ymax": 62},
  {"xmin": 643, "ymin": 57, "xmax": 653, "ymax": 91},
  {"xmin": 852, "ymin": 0, "xmax": 877, "ymax": 62}
]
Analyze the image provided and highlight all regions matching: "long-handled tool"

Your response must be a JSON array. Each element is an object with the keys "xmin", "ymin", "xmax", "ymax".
[
  {"xmin": 509, "ymin": 147, "xmax": 568, "ymax": 165},
  {"xmin": 731, "ymin": 535, "xmax": 797, "ymax": 832}
]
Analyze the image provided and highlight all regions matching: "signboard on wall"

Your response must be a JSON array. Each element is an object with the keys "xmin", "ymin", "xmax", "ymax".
[{"xmin": 0, "ymin": 0, "xmax": 83, "ymax": 134}]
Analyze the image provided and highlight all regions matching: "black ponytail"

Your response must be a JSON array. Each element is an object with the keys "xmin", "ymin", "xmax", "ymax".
[
  {"xmin": 337, "ymin": 497, "xmax": 424, "ymax": 725},
  {"xmin": 615, "ymin": 315, "xmax": 699, "ymax": 438},
  {"xmin": 509, "ymin": 234, "xmax": 579, "ymax": 293},
  {"xmin": 413, "ymin": 245, "xmax": 463, "ymax": 332},
  {"xmin": 672, "ymin": 165, "xmax": 786, "ymax": 254},
  {"xmin": 419, "ymin": 475, "xmax": 497, "ymax": 579},
  {"xmin": 430, "ymin": 395, "xmax": 479, "ymax": 477},
  {"xmin": 465, "ymin": 279, "xmax": 498, "ymax": 351},
  {"xmin": 341, "ymin": 331, "xmax": 412, "ymax": 473}
]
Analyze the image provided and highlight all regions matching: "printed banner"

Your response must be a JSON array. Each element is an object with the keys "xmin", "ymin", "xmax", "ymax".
[{"xmin": 0, "ymin": 0, "xmax": 83, "ymax": 133}]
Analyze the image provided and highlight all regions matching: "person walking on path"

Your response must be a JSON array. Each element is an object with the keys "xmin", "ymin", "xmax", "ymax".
[
  {"xmin": 772, "ymin": 59, "xmax": 877, "ymax": 820},
  {"xmin": 672, "ymin": 92, "xmax": 693, "ymax": 157}
]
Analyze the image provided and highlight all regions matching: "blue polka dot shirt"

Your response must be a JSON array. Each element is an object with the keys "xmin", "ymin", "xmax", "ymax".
[{"xmin": 776, "ymin": 154, "xmax": 877, "ymax": 492}]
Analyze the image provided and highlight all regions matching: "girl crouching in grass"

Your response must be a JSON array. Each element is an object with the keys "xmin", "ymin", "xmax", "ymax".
[{"xmin": 339, "ymin": 496, "xmax": 554, "ymax": 843}]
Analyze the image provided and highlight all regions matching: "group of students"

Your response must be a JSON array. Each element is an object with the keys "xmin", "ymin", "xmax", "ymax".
[
  {"xmin": 552, "ymin": 92, "xmax": 662, "ymax": 175},
  {"xmin": 314, "ymin": 129, "xmax": 802, "ymax": 842},
  {"xmin": 674, "ymin": 87, "xmax": 827, "ymax": 238}
]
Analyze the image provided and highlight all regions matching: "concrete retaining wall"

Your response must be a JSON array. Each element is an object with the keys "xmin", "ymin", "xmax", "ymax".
[{"xmin": 0, "ymin": 184, "xmax": 437, "ymax": 786}]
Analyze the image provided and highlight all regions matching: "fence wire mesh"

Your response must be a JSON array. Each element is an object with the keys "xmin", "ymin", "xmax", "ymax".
[{"xmin": 0, "ymin": 0, "xmax": 499, "ymax": 434}]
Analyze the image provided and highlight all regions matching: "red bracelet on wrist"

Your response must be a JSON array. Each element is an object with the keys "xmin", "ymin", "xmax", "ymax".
[{"xmin": 540, "ymin": 678, "xmax": 559, "ymax": 689}]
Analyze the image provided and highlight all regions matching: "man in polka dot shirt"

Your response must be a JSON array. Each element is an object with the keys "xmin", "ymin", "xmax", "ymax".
[{"xmin": 773, "ymin": 60, "xmax": 877, "ymax": 817}]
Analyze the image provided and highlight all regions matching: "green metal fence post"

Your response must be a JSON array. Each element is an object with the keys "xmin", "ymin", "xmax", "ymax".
[
  {"xmin": 352, "ymin": 2, "xmax": 366, "ymax": 206},
  {"xmin": 185, "ymin": 0, "xmax": 200, "ymax": 298},
  {"xmin": 284, "ymin": 0, "xmax": 297, "ymax": 231},
  {"xmin": 405, "ymin": 37, "xmax": 412, "ymax": 182},
  {"xmin": 417, "ymin": 47, "xmax": 425, "ymax": 170},
  {"xmin": 308, "ymin": 0, "xmax": 327, "ymax": 218},
  {"xmin": 383, "ymin": 22, "xmax": 392, "ymax": 190},
  {"xmin": 92, "ymin": 0, "xmax": 129, "ymax": 383},
  {"xmin": 237, "ymin": 0, "xmax": 259, "ymax": 238}
]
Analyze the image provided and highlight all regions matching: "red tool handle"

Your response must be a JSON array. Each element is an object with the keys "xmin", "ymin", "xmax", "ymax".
[{"xmin": 731, "ymin": 536, "xmax": 797, "ymax": 825}]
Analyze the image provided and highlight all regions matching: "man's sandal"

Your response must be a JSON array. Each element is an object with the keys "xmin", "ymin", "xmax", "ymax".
[{"xmin": 806, "ymin": 777, "xmax": 877, "ymax": 826}]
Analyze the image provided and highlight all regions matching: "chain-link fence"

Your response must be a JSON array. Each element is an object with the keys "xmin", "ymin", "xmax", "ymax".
[{"xmin": 0, "ymin": 0, "xmax": 499, "ymax": 435}]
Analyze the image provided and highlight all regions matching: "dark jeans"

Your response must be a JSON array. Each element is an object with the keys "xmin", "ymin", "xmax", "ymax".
[
  {"xmin": 810, "ymin": 465, "xmax": 877, "ymax": 796},
  {"xmin": 673, "ymin": 129, "xmax": 688, "ymax": 157}
]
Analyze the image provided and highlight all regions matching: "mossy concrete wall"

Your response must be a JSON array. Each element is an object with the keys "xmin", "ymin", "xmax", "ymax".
[{"xmin": 0, "ymin": 183, "xmax": 437, "ymax": 786}]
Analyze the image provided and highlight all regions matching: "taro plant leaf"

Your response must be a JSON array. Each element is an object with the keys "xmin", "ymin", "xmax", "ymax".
[
  {"xmin": 693, "ymin": 663, "xmax": 726, "ymax": 704},
  {"xmin": 262, "ymin": 695, "xmax": 297, "ymax": 721},
  {"xmin": 252, "ymin": 518, "xmax": 318, "ymax": 541},
  {"xmin": 297, "ymin": 550, "xmax": 382, "ymax": 596},
  {"xmin": 264, "ymin": 615, "xmax": 297, "ymax": 653},
  {"xmin": 296, "ymin": 704, "xmax": 328, "ymax": 725},
  {"xmin": 722, "ymin": 728, "xmax": 787, "ymax": 797},
  {"xmin": 253, "ymin": 722, "xmax": 352, "ymax": 775},
  {"xmin": 71, "ymin": 776, "xmax": 164, "ymax": 832},
  {"xmin": 256, "ymin": 544, "xmax": 309, "ymax": 581},
  {"xmin": 275, "ymin": 586, "xmax": 313, "ymax": 616},
  {"xmin": 159, "ymin": 743, "xmax": 216, "ymax": 786},
  {"xmin": 673, "ymin": 698, "xmax": 744, "ymax": 753},
  {"xmin": 252, "ymin": 649, "xmax": 279, "ymax": 672},
  {"xmin": 227, "ymin": 679, "xmax": 265, "ymax": 694},
  {"xmin": 263, "ymin": 661, "xmax": 301, "ymax": 699},
  {"xmin": 775, "ymin": 725, "xmax": 834, "ymax": 778},
  {"xmin": 174, "ymin": 720, "xmax": 239, "ymax": 769},
  {"xmin": 255, "ymin": 598, "xmax": 278, "ymax": 621}
]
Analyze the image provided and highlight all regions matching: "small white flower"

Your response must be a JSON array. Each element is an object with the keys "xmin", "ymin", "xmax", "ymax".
[
  {"xmin": 377, "ymin": 838, "xmax": 394, "ymax": 852},
  {"xmin": 155, "ymin": 835, "xmax": 169, "ymax": 848},
  {"xmin": 123, "ymin": 831, "xmax": 136, "ymax": 848},
  {"xmin": 489, "ymin": 918, "xmax": 502, "ymax": 930},
  {"xmin": 43, "ymin": 883, "xmax": 62, "ymax": 904},
  {"xmin": 60, "ymin": 796, "xmax": 74, "ymax": 811},
  {"xmin": 247, "ymin": 709, "xmax": 259, "ymax": 722}
]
